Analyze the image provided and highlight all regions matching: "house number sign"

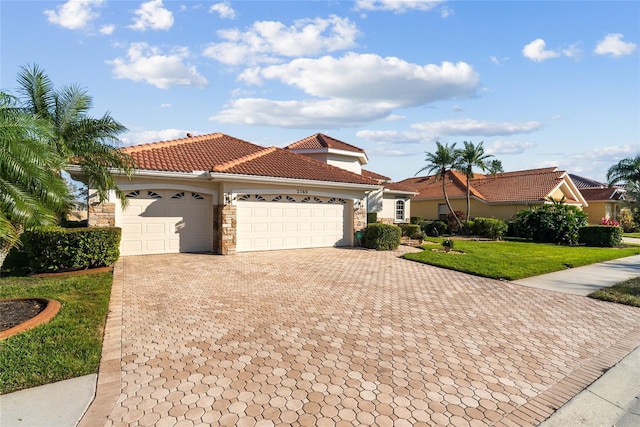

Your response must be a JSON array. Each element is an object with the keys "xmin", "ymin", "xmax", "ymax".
[{"xmin": 296, "ymin": 189, "xmax": 309, "ymax": 194}]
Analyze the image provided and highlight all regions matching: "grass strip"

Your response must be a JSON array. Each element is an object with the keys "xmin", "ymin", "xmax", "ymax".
[
  {"xmin": 590, "ymin": 277, "xmax": 640, "ymax": 308},
  {"xmin": 403, "ymin": 239, "xmax": 640, "ymax": 280},
  {"xmin": 0, "ymin": 272, "xmax": 112, "ymax": 394}
]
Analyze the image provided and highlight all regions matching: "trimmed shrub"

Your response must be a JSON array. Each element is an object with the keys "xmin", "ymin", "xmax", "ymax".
[
  {"xmin": 410, "ymin": 216, "xmax": 423, "ymax": 224},
  {"xmin": 363, "ymin": 223, "xmax": 401, "ymax": 251},
  {"xmin": 447, "ymin": 210, "xmax": 466, "ymax": 234},
  {"xmin": 23, "ymin": 226, "xmax": 121, "ymax": 273},
  {"xmin": 578, "ymin": 226, "xmax": 623, "ymax": 247},
  {"xmin": 399, "ymin": 224, "xmax": 425, "ymax": 240},
  {"xmin": 421, "ymin": 220, "xmax": 448, "ymax": 237},
  {"xmin": 367, "ymin": 212, "xmax": 378, "ymax": 224},
  {"xmin": 511, "ymin": 204, "xmax": 588, "ymax": 245},
  {"xmin": 470, "ymin": 217, "xmax": 508, "ymax": 240}
]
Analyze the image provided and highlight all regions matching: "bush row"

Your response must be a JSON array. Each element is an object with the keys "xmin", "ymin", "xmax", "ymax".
[
  {"xmin": 23, "ymin": 226, "xmax": 121, "ymax": 273},
  {"xmin": 362, "ymin": 223, "xmax": 401, "ymax": 251},
  {"xmin": 578, "ymin": 225, "xmax": 623, "ymax": 247}
]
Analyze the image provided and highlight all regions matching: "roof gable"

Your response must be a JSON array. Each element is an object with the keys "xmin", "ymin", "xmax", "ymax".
[{"xmin": 286, "ymin": 133, "xmax": 365, "ymax": 153}]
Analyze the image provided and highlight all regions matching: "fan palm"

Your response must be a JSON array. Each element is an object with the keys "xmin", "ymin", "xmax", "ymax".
[
  {"xmin": 0, "ymin": 93, "xmax": 73, "ymax": 270},
  {"xmin": 456, "ymin": 141, "xmax": 494, "ymax": 232},
  {"xmin": 607, "ymin": 155, "xmax": 640, "ymax": 187},
  {"xmin": 16, "ymin": 64, "xmax": 134, "ymax": 205},
  {"xmin": 416, "ymin": 141, "xmax": 464, "ymax": 231}
]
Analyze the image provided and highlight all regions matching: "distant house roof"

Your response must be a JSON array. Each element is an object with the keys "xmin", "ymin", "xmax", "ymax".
[
  {"xmin": 361, "ymin": 169, "xmax": 417, "ymax": 194},
  {"xmin": 399, "ymin": 167, "xmax": 585, "ymax": 205},
  {"xmin": 121, "ymin": 133, "xmax": 377, "ymax": 185},
  {"xmin": 579, "ymin": 187, "xmax": 625, "ymax": 202},
  {"xmin": 569, "ymin": 174, "xmax": 607, "ymax": 189}
]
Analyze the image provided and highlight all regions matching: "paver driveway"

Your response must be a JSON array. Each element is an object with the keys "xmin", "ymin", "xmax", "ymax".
[{"xmin": 85, "ymin": 247, "xmax": 640, "ymax": 427}]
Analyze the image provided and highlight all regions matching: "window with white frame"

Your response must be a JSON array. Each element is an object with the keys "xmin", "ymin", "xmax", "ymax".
[{"xmin": 395, "ymin": 200, "xmax": 405, "ymax": 222}]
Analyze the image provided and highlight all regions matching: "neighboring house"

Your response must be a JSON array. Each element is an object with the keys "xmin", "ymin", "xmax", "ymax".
[
  {"xmin": 570, "ymin": 174, "xmax": 625, "ymax": 224},
  {"xmin": 399, "ymin": 167, "xmax": 587, "ymax": 221},
  {"xmin": 74, "ymin": 133, "xmax": 381, "ymax": 256},
  {"xmin": 284, "ymin": 133, "xmax": 417, "ymax": 224}
]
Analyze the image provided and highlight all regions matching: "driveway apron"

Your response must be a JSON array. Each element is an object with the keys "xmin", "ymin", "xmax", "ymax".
[{"xmin": 85, "ymin": 247, "xmax": 640, "ymax": 426}]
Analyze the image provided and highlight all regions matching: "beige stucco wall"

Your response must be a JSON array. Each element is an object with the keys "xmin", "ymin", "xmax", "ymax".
[
  {"xmin": 583, "ymin": 201, "xmax": 619, "ymax": 224},
  {"xmin": 411, "ymin": 198, "xmax": 539, "ymax": 221}
]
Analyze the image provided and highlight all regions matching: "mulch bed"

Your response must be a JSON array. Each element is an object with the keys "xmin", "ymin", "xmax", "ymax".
[{"xmin": 0, "ymin": 299, "xmax": 46, "ymax": 331}]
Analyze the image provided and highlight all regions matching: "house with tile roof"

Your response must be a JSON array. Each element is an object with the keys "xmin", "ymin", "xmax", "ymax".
[
  {"xmin": 285, "ymin": 134, "xmax": 418, "ymax": 224},
  {"xmin": 398, "ymin": 167, "xmax": 587, "ymax": 221},
  {"xmin": 73, "ymin": 133, "xmax": 382, "ymax": 256},
  {"xmin": 570, "ymin": 174, "xmax": 626, "ymax": 224}
]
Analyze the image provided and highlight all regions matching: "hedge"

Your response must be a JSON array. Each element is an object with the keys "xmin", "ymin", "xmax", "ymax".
[
  {"xmin": 23, "ymin": 226, "xmax": 121, "ymax": 273},
  {"xmin": 367, "ymin": 212, "xmax": 378, "ymax": 224},
  {"xmin": 578, "ymin": 225, "xmax": 623, "ymax": 247},
  {"xmin": 469, "ymin": 217, "xmax": 508, "ymax": 240},
  {"xmin": 363, "ymin": 223, "xmax": 401, "ymax": 250}
]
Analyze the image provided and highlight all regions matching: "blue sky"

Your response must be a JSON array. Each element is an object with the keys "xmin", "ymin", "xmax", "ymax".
[{"xmin": 2, "ymin": 0, "xmax": 639, "ymax": 182}]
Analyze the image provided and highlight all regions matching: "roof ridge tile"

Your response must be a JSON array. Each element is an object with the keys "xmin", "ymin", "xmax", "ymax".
[
  {"xmin": 122, "ymin": 133, "xmax": 224, "ymax": 154},
  {"xmin": 212, "ymin": 146, "xmax": 278, "ymax": 172}
]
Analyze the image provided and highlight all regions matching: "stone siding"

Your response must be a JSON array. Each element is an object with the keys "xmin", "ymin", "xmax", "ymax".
[
  {"xmin": 88, "ymin": 202, "xmax": 115, "ymax": 227},
  {"xmin": 220, "ymin": 205, "xmax": 237, "ymax": 255},
  {"xmin": 353, "ymin": 201, "xmax": 367, "ymax": 233}
]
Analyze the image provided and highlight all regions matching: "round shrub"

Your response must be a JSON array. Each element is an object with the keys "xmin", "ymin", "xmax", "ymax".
[
  {"xmin": 511, "ymin": 203, "xmax": 588, "ymax": 245},
  {"xmin": 470, "ymin": 217, "xmax": 508, "ymax": 240},
  {"xmin": 363, "ymin": 223, "xmax": 401, "ymax": 251}
]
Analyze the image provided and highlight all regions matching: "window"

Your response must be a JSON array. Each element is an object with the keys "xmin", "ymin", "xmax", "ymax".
[{"xmin": 395, "ymin": 200, "xmax": 405, "ymax": 222}]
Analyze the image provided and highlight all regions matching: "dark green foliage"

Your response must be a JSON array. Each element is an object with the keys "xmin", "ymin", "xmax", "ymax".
[
  {"xmin": 363, "ymin": 223, "xmax": 401, "ymax": 250},
  {"xmin": 399, "ymin": 224, "xmax": 425, "ymax": 240},
  {"xmin": 447, "ymin": 210, "xmax": 466, "ymax": 234},
  {"xmin": 511, "ymin": 204, "xmax": 588, "ymax": 245},
  {"xmin": 23, "ymin": 226, "xmax": 121, "ymax": 272},
  {"xmin": 579, "ymin": 226, "xmax": 623, "ymax": 247},
  {"xmin": 410, "ymin": 216, "xmax": 423, "ymax": 224},
  {"xmin": 470, "ymin": 217, "xmax": 508, "ymax": 240},
  {"xmin": 367, "ymin": 212, "xmax": 378, "ymax": 224},
  {"xmin": 421, "ymin": 220, "xmax": 448, "ymax": 237}
]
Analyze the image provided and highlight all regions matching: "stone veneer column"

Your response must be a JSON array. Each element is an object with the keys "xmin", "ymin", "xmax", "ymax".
[
  {"xmin": 220, "ymin": 204, "xmax": 237, "ymax": 255},
  {"xmin": 212, "ymin": 205, "xmax": 221, "ymax": 254},
  {"xmin": 88, "ymin": 202, "xmax": 115, "ymax": 227},
  {"xmin": 353, "ymin": 200, "xmax": 367, "ymax": 234}
]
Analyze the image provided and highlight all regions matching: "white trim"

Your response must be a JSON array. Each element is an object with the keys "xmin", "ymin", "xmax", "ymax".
[
  {"xmin": 229, "ymin": 188, "xmax": 364, "ymax": 201},
  {"xmin": 210, "ymin": 172, "xmax": 380, "ymax": 191},
  {"xmin": 116, "ymin": 183, "xmax": 218, "ymax": 198},
  {"xmin": 287, "ymin": 147, "xmax": 368, "ymax": 164}
]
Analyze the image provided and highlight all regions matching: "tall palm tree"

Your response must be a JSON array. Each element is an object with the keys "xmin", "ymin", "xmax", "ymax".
[
  {"xmin": 0, "ymin": 93, "xmax": 73, "ymax": 270},
  {"xmin": 416, "ymin": 141, "xmax": 464, "ymax": 231},
  {"xmin": 607, "ymin": 155, "xmax": 640, "ymax": 187},
  {"xmin": 16, "ymin": 64, "xmax": 134, "ymax": 205},
  {"xmin": 456, "ymin": 141, "xmax": 494, "ymax": 231}
]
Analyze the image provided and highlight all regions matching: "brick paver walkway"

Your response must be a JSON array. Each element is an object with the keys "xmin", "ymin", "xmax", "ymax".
[{"xmin": 82, "ymin": 247, "xmax": 640, "ymax": 426}]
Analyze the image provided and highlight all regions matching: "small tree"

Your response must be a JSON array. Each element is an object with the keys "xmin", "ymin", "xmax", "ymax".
[
  {"xmin": 456, "ymin": 141, "xmax": 495, "ymax": 233},
  {"xmin": 511, "ymin": 199, "xmax": 588, "ymax": 245}
]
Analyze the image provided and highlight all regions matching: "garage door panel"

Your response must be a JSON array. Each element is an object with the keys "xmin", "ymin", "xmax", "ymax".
[
  {"xmin": 120, "ymin": 190, "xmax": 213, "ymax": 256},
  {"xmin": 237, "ymin": 196, "xmax": 349, "ymax": 252}
]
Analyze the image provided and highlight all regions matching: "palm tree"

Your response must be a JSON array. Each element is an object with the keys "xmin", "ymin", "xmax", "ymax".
[
  {"xmin": 607, "ymin": 155, "xmax": 640, "ymax": 187},
  {"xmin": 416, "ymin": 141, "xmax": 464, "ymax": 231},
  {"xmin": 0, "ymin": 93, "xmax": 73, "ymax": 270},
  {"xmin": 456, "ymin": 141, "xmax": 494, "ymax": 232},
  {"xmin": 16, "ymin": 64, "xmax": 134, "ymax": 205},
  {"xmin": 486, "ymin": 159, "xmax": 504, "ymax": 178}
]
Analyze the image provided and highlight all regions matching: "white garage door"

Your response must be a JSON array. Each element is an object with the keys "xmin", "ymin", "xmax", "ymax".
[
  {"xmin": 120, "ymin": 190, "xmax": 213, "ymax": 256},
  {"xmin": 236, "ymin": 194, "xmax": 350, "ymax": 252}
]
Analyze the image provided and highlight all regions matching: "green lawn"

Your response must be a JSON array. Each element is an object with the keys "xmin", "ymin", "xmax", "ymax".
[
  {"xmin": 403, "ymin": 239, "xmax": 640, "ymax": 280},
  {"xmin": 0, "ymin": 273, "xmax": 112, "ymax": 394},
  {"xmin": 624, "ymin": 233, "xmax": 640, "ymax": 239},
  {"xmin": 590, "ymin": 277, "xmax": 640, "ymax": 307}
]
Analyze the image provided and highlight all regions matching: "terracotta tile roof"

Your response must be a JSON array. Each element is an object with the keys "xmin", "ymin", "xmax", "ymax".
[
  {"xmin": 362, "ymin": 169, "xmax": 391, "ymax": 182},
  {"xmin": 383, "ymin": 182, "xmax": 419, "ymax": 193},
  {"xmin": 399, "ymin": 167, "xmax": 572, "ymax": 203},
  {"xmin": 569, "ymin": 174, "xmax": 607, "ymax": 189},
  {"xmin": 122, "ymin": 133, "xmax": 264, "ymax": 172},
  {"xmin": 122, "ymin": 133, "xmax": 376, "ymax": 185},
  {"xmin": 580, "ymin": 187, "xmax": 625, "ymax": 201},
  {"xmin": 285, "ymin": 133, "xmax": 365, "ymax": 153}
]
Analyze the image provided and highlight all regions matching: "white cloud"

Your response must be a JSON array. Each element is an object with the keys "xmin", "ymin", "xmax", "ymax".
[
  {"xmin": 240, "ymin": 54, "xmax": 479, "ymax": 108},
  {"xmin": 210, "ymin": 2, "xmax": 235, "ymax": 19},
  {"xmin": 121, "ymin": 128, "xmax": 193, "ymax": 146},
  {"xmin": 44, "ymin": 0, "xmax": 103, "ymax": 30},
  {"xmin": 411, "ymin": 119, "xmax": 544, "ymax": 136},
  {"xmin": 562, "ymin": 43, "xmax": 582, "ymax": 59},
  {"xmin": 522, "ymin": 38, "xmax": 561, "ymax": 62},
  {"xmin": 355, "ymin": 0, "xmax": 445, "ymax": 14},
  {"xmin": 485, "ymin": 140, "xmax": 536, "ymax": 155},
  {"xmin": 211, "ymin": 98, "xmax": 392, "ymax": 128},
  {"xmin": 159, "ymin": 103, "xmax": 172, "ymax": 108},
  {"xmin": 356, "ymin": 130, "xmax": 426, "ymax": 144},
  {"xmin": 130, "ymin": 0, "xmax": 174, "ymax": 31},
  {"xmin": 202, "ymin": 15, "xmax": 359, "ymax": 65},
  {"xmin": 108, "ymin": 43, "xmax": 207, "ymax": 89},
  {"xmin": 99, "ymin": 24, "xmax": 115, "ymax": 35},
  {"xmin": 594, "ymin": 33, "xmax": 637, "ymax": 57}
]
